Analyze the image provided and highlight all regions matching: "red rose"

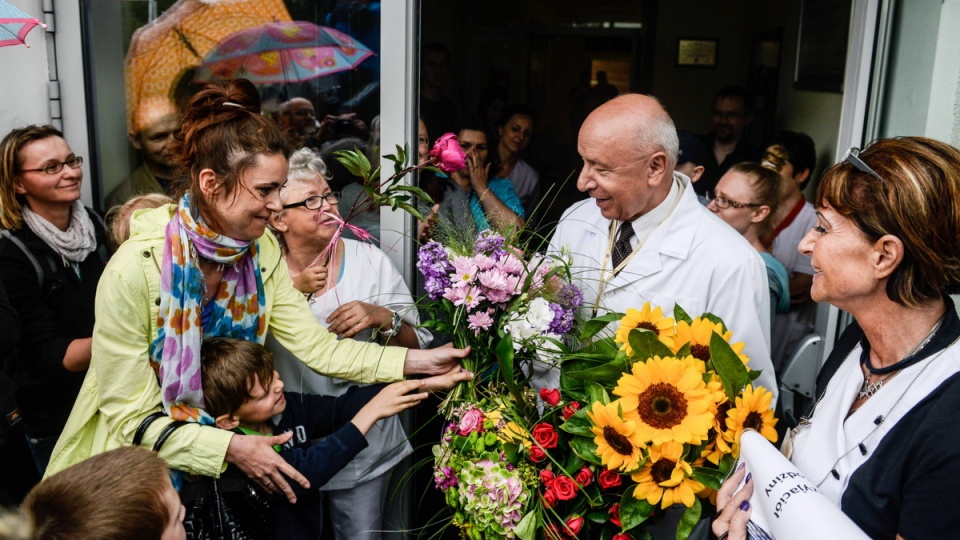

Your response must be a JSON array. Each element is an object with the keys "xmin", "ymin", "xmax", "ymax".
[
  {"xmin": 609, "ymin": 503, "xmax": 621, "ymax": 527},
  {"xmin": 539, "ymin": 387, "xmax": 562, "ymax": 406},
  {"xmin": 564, "ymin": 515, "xmax": 584, "ymax": 537},
  {"xmin": 429, "ymin": 133, "xmax": 466, "ymax": 173},
  {"xmin": 612, "ymin": 534, "xmax": 633, "ymax": 540},
  {"xmin": 530, "ymin": 446, "xmax": 547, "ymax": 463},
  {"xmin": 575, "ymin": 466, "xmax": 593, "ymax": 487},
  {"xmin": 542, "ymin": 487, "xmax": 558, "ymax": 508},
  {"xmin": 597, "ymin": 469, "xmax": 623, "ymax": 490},
  {"xmin": 562, "ymin": 401, "xmax": 582, "ymax": 420},
  {"xmin": 545, "ymin": 524, "xmax": 563, "ymax": 540},
  {"xmin": 552, "ymin": 475, "xmax": 577, "ymax": 500},
  {"xmin": 532, "ymin": 423, "xmax": 559, "ymax": 449},
  {"xmin": 540, "ymin": 469, "xmax": 556, "ymax": 486}
]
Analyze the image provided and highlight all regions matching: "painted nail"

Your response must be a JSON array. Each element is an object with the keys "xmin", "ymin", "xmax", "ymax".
[
  {"xmin": 745, "ymin": 473, "xmax": 752, "ymax": 484},
  {"xmin": 736, "ymin": 462, "xmax": 745, "ymax": 472},
  {"xmin": 740, "ymin": 500, "xmax": 750, "ymax": 511}
]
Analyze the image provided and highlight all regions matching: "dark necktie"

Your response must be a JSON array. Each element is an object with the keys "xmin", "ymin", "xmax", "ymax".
[{"xmin": 611, "ymin": 223, "xmax": 635, "ymax": 270}]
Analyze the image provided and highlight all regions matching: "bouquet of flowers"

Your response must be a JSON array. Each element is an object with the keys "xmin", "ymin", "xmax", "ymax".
[
  {"xmin": 431, "ymin": 302, "xmax": 778, "ymax": 540},
  {"xmin": 417, "ymin": 230, "xmax": 583, "ymax": 415}
]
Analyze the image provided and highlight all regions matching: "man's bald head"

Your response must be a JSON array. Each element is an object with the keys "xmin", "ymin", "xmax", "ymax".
[{"xmin": 582, "ymin": 94, "xmax": 679, "ymax": 170}]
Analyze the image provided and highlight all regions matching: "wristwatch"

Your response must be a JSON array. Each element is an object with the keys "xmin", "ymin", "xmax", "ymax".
[{"xmin": 379, "ymin": 310, "xmax": 403, "ymax": 338}]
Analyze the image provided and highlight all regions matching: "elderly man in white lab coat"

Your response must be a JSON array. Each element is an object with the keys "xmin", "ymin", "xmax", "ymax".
[{"xmin": 549, "ymin": 94, "xmax": 777, "ymax": 402}]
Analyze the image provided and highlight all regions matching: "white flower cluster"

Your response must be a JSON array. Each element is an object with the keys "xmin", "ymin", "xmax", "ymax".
[{"xmin": 503, "ymin": 297, "xmax": 557, "ymax": 351}]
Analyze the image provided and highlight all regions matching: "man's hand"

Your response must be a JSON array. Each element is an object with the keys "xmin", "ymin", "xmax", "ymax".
[{"xmin": 403, "ymin": 344, "xmax": 471, "ymax": 376}]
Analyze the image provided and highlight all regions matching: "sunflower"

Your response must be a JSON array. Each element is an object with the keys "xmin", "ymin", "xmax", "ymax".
[
  {"xmin": 588, "ymin": 400, "xmax": 646, "ymax": 472},
  {"xmin": 672, "ymin": 317, "xmax": 749, "ymax": 366},
  {"xmin": 615, "ymin": 303, "xmax": 676, "ymax": 356},
  {"xmin": 724, "ymin": 384, "xmax": 779, "ymax": 456},
  {"xmin": 613, "ymin": 355, "xmax": 715, "ymax": 445},
  {"xmin": 631, "ymin": 441, "xmax": 705, "ymax": 509}
]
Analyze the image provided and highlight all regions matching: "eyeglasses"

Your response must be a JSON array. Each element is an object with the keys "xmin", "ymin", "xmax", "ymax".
[
  {"xmin": 18, "ymin": 156, "xmax": 83, "ymax": 175},
  {"xmin": 842, "ymin": 147, "xmax": 884, "ymax": 183},
  {"xmin": 705, "ymin": 191, "xmax": 760, "ymax": 209},
  {"xmin": 282, "ymin": 191, "xmax": 341, "ymax": 210}
]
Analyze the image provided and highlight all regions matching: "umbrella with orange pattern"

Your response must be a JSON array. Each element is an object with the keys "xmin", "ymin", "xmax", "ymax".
[{"xmin": 124, "ymin": 0, "xmax": 291, "ymax": 134}]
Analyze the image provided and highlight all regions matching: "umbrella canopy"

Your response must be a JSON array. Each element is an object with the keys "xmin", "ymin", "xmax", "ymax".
[
  {"xmin": 193, "ymin": 21, "xmax": 374, "ymax": 85},
  {"xmin": 124, "ymin": 0, "xmax": 291, "ymax": 134},
  {"xmin": 0, "ymin": 0, "xmax": 46, "ymax": 48}
]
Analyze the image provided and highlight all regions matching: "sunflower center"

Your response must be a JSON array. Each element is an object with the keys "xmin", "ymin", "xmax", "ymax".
[
  {"xmin": 637, "ymin": 322, "xmax": 659, "ymax": 335},
  {"xmin": 636, "ymin": 383, "xmax": 688, "ymax": 429},
  {"xmin": 603, "ymin": 426, "xmax": 635, "ymax": 456},
  {"xmin": 744, "ymin": 411, "xmax": 764, "ymax": 431},
  {"xmin": 715, "ymin": 400, "xmax": 732, "ymax": 427},
  {"xmin": 690, "ymin": 344, "xmax": 711, "ymax": 362},
  {"xmin": 650, "ymin": 459, "xmax": 677, "ymax": 484}
]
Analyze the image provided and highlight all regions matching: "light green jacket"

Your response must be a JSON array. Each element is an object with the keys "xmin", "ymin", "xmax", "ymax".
[{"xmin": 45, "ymin": 205, "xmax": 406, "ymax": 478}]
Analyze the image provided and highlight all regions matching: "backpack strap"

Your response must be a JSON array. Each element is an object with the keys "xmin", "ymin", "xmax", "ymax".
[{"xmin": 0, "ymin": 229, "xmax": 45, "ymax": 288}]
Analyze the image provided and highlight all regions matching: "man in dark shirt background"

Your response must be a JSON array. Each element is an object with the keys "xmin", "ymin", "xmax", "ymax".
[{"xmin": 696, "ymin": 85, "xmax": 761, "ymax": 196}]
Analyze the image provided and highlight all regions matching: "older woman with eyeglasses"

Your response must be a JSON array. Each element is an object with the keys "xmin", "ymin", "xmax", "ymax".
[
  {"xmin": 706, "ymin": 162, "xmax": 790, "ymax": 323},
  {"xmin": 713, "ymin": 137, "xmax": 960, "ymax": 540},
  {"xmin": 0, "ymin": 125, "xmax": 108, "ymax": 475},
  {"xmin": 268, "ymin": 147, "xmax": 431, "ymax": 539}
]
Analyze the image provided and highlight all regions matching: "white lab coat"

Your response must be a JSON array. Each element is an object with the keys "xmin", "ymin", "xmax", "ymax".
[{"xmin": 549, "ymin": 174, "xmax": 777, "ymax": 402}]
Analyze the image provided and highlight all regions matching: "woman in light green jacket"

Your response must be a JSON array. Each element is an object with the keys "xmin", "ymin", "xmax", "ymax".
[{"xmin": 46, "ymin": 80, "xmax": 470, "ymax": 503}]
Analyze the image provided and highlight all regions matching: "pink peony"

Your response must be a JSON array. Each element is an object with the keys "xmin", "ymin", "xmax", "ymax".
[
  {"xmin": 467, "ymin": 310, "xmax": 495, "ymax": 335},
  {"xmin": 429, "ymin": 133, "xmax": 466, "ymax": 173},
  {"xmin": 457, "ymin": 408, "xmax": 485, "ymax": 435}
]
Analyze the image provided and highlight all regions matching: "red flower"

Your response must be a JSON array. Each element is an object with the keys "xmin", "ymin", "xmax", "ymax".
[
  {"xmin": 609, "ymin": 503, "xmax": 622, "ymax": 528},
  {"xmin": 562, "ymin": 401, "xmax": 581, "ymax": 420},
  {"xmin": 429, "ymin": 133, "xmax": 466, "ymax": 173},
  {"xmin": 564, "ymin": 515, "xmax": 584, "ymax": 537},
  {"xmin": 545, "ymin": 524, "xmax": 563, "ymax": 540},
  {"xmin": 539, "ymin": 387, "xmax": 562, "ymax": 406},
  {"xmin": 597, "ymin": 469, "xmax": 623, "ymax": 490},
  {"xmin": 540, "ymin": 469, "xmax": 556, "ymax": 486},
  {"xmin": 530, "ymin": 446, "xmax": 548, "ymax": 463},
  {"xmin": 612, "ymin": 534, "xmax": 633, "ymax": 540},
  {"xmin": 553, "ymin": 475, "xmax": 577, "ymax": 500},
  {"xmin": 575, "ymin": 466, "xmax": 593, "ymax": 487},
  {"xmin": 532, "ymin": 423, "xmax": 559, "ymax": 449},
  {"xmin": 542, "ymin": 487, "xmax": 558, "ymax": 508}
]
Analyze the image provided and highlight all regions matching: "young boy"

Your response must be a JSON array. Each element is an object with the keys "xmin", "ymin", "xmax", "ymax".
[{"xmin": 200, "ymin": 337, "xmax": 469, "ymax": 538}]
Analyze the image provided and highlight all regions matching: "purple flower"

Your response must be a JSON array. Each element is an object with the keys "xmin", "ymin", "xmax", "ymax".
[
  {"xmin": 417, "ymin": 242, "xmax": 454, "ymax": 300},
  {"xmin": 474, "ymin": 231, "xmax": 505, "ymax": 254},
  {"xmin": 548, "ymin": 302, "xmax": 576, "ymax": 335}
]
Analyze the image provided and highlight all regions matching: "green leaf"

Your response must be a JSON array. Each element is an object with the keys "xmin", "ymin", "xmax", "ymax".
[
  {"xmin": 585, "ymin": 510, "xmax": 609, "ymax": 524},
  {"xmin": 580, "ymin": 312, "xmax": 623, "ymax": 340},
  {"xmin": 710, "ymin": 332, "xmax": 750, "ymax": 401},
  {"xmin": 514, "ymin": 512, "xmax": 536, "ymax": 540},
  {"xmin": 676, "ymin": 498, "xmax": 702, "ymax": 540},
  {"xmin": 675, "ymin": 342, "xmax": 692, "ymax": 359},
  {"xmin": 674, "ymin": 304, "xmax": 693, "ymax": 325},
  {"xmin": 569, "ymin": 436, "xmax": 602, "ymax": 465},
  {"xmin": 495, "ymin": 335, "xmax": 526, "ymax": 407},
  {"xmin": 746, "ymin": 369, "xmax": 762, "ymax": 382},
  {"xmin": 700, "ymin": 312, "xmax": 727, "ymax": 333},
  {"xmin": 619, "ymin": 486, "xmax": 655, "ymax": 530},
  {"xmin": 627, "ymin": 328, "xmax": 675, "ymax": 360},
  {"xmin": 585, "ymin": 381, "xmax": 611, "ymax": 406},
  {"xmin": 692, "ymin": 466, "xmax": 727, "ymax": 491},
  {"xmin": 567, "ymin": 358, "xmax": 630, "ymax": 383},
  {"xmin": 560, "ymin": 407, "xmax": 594, "ymax": 436},
  {"xmin": 562, "ymin": 451, "xmax": 586, "ymax": 473}
]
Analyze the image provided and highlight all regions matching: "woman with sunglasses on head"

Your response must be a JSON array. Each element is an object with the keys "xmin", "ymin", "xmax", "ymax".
[
  {"xmin": 268, "ymin": 148, "xmax": 431, "ymax": 539},
  {"xmin": 713, "ymin": 138, "xmax": 960, "ymax": 540},
  {"xmin": 0, "ymin": 125, "xmax": 108, "ymax": 476},
  {"xmin": 706, "ymin": 162, "xmax": 790, "ymax": 323},
  {"xmin": 44, "ymin": 80, "xmax": 470, "ymax": 501}
]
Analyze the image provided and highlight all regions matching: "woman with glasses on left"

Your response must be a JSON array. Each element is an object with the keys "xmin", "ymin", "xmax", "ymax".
[
  {"xmin": 706, "ymin": 162, "xmax": 790, "ymax": 323},
  {"xmin": 0, "ymin": 125, "xmax": 108, "ymax": 476}
]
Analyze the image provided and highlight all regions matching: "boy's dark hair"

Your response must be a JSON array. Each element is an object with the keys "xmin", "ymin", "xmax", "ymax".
[
  {"xmin": 768, "ymin": 130, "xmax": 817, "ymax": 180},
  {"xmin": 200, "ymin": 337, "xmax": 275, "ymax": 418}
]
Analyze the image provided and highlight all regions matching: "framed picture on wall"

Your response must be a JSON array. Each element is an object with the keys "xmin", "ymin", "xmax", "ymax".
[
  {"xmin": 676, "ymin": 38, "xmax": 718, "ymax": 68},
  {"xmin": 795, "ymin": 0, "xmax": 851, "ymax": 92}
]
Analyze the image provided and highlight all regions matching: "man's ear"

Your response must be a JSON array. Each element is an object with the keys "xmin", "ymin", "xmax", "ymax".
[
  {"xmin": 690, "ymin": 165, "xmax": 705, "ymax": 183},
  {"xmin": 198, "ymin": 169, "xmax": 220, "ymax": 200},
  {"xmin": 795, "ymin": 168, "xmax": 811, "ymax": 186},
  {"xmin": 647, "ymin": 152, "xmax": 669, "ymax": 187},
  {"xmin": 128, "ymin": 132, "xmax": 143, "ymax": 151},
  {"xmin": 215, "ymin": 413, "xmax": 240, "ymax": 430}
]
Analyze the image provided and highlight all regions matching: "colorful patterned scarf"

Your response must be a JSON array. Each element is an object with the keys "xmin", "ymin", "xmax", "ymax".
[{"xmin": 151, "ymin": 194, "xmax": 267, "ymax": 422}]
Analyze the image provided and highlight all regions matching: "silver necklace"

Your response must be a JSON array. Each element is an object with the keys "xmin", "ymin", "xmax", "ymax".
[{"xmin": 858, "ymin": 368, "xmax": 895, "ymax": 399}]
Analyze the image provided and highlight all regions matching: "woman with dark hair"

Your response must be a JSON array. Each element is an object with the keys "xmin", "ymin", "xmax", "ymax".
[
  {"xmin": 452, "ymin": 123, "xmax": 524, "ymax": 231},
  {"xmin": 0, "ymin": 125, "xmax": 107, "ymax": 475},
  {"xmin": 714, "ymin": 137, "xmax": 960, "ymax": 540},
  {"xmin": 44, "ymin": 80, "xmax": 469, "ymax": 501},
  {"xmin": 494, "ymin": 104, "xmax": 540, "ymax": 218}
]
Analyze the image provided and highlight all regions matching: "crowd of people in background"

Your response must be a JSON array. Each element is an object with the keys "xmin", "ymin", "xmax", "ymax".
[{"xmin": 5, "ymin": 64, "xmax": 928, "ymax": 538}]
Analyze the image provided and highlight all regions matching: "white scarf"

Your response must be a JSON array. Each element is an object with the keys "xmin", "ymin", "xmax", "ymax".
[{"xmin": 21, "ymin": 200, "xmax": 97, "ymax": 264}]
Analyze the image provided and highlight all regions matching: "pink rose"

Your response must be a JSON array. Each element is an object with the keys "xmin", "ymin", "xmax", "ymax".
[
  {"xmin": 539, "ymin": 387, "xmax": 562, "ymax": 406},
  {"xmin": 429, "ymin": 133, "xmax": 466, "ymax": 173},
  {"xmin": 457, "ymin": 408, "xmax": 484, "ymax": 436},
  {"xmin": 564, "ymin": 515, "xmax": 584, "ymax": 537}
]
